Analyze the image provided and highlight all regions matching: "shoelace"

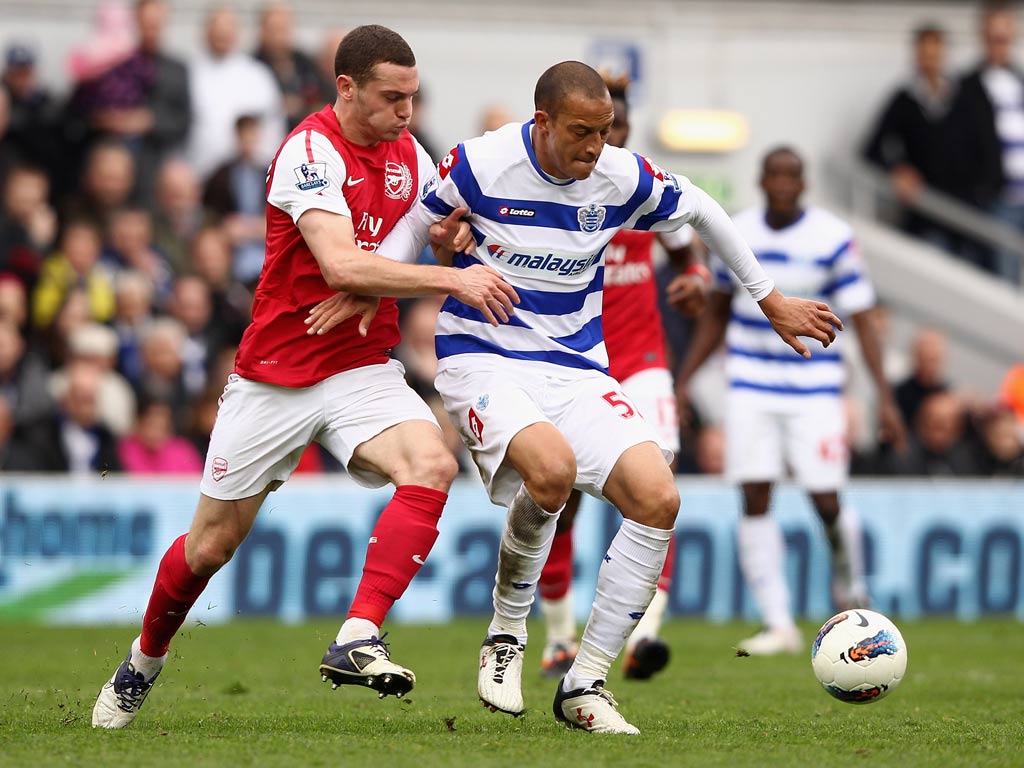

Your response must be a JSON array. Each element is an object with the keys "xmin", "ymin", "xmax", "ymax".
[
  {"xmin": 115, "ymin": 667, "xmax": 152, "ymax": 711},
  {"xmin": 362, "ymin": 633, "xmax": 392, "ymax": 659},
  {"xmin": 590, "ymin": 685, "xmax": 620, "ymax": 710},
  {"xmin": 490, "ymin": 642, "xmax": 521, "ymax": 679}
]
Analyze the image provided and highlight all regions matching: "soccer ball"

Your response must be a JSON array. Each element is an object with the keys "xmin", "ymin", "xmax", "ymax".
[{"xmin": 811, "ymin": 609, "xmax": 908, "ymax": 704}]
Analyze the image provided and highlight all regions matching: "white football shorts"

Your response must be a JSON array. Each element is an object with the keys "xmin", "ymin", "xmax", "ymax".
[
  {"xmin": 436, "ymin": 363, "xmax": 671, "ymax": 507},
  {"xmin": 724, "ymin": 389, "xmax": 848, "ymax": 492},
  {"xmin": 200, "ymin": 360, "xmax": 439, "ymax": 500},
  {"xmin": 620, "ymin": 366, "xmax": 680, "ymax": 454}
]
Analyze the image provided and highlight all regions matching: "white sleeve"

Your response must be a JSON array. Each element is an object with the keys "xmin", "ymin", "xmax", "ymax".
[
  {"xmin": 658, "ymin": 223, "xmax": 694, "ymax": 250},
  {"xmin": 377, "ymin": 202, "xmax": 435, "ymax": 263},
  {"xmin": 267, "ymin": 130, "xmax": 351, "ymax": 224},
  {"xmin": 685, "ymin": 186, "xmax": 774, "ymax": 302}
]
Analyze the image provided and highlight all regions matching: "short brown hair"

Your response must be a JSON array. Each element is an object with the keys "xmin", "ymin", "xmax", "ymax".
[{"xmin": 334, "ymin": 25, "xmax": 415, "ymax": 84}]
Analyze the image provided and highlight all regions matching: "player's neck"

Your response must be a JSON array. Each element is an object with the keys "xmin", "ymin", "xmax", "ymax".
[
  {"xmin": 332, "ymin": 103, "xmax": 379, "ymax": 147},
  {"xmin": 764, "ymin": 208, "xmax": 803, "ymax": 230},
  {"xmin": 530, "ymin": 126, "xmax": 572, "ymax": 183}
]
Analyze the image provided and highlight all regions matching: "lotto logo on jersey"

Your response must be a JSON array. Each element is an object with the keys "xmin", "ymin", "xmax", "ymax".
[
  {"xmin": 640, "ymin": 156, "xmax": 680, "ymax": 191},
  {"xmin": 385, "ymin": 161, "xmax": 413, "ymax": 201},
  {"xmin": 293, "ymin": 163, "xmax": 329, "ymax": 191},
  {"xmin": 438, "ymin": 147, "xmax": 460, "ymax": 180},
  {"xmin": 498, "ymin": 205, "xmax": 536, "ymax": 218}
]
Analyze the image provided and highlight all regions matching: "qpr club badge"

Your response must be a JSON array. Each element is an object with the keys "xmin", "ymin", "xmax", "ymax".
[
  {"xmin": 385, "ymin": 161, "xmax": 414, "ymax": 200},
  {"xmin": 577, "ymin": 203, "xmax": 606, "ymax": 233}
]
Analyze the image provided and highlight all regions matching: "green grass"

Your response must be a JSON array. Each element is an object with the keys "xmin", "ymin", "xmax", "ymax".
[{"xmin": 0, "ymin": 619, "xmax": 1021, "ymax": 767}]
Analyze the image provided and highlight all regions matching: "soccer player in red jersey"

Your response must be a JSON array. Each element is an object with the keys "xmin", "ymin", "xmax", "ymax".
[
  {"xmin": 93, "ymin": 25, "xmax": 517, "ymax": 729},
  {"xmin": 536, "ymin": 75, "xmax": 711, "ymax": 682}
]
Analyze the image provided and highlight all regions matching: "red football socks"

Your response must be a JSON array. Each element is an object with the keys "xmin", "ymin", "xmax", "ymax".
[
  {"xmin": 658, "ymin": 535, "xmax": 677, "ymax": 592},
  {"xmin": 539, "ymin": 528, "xmax": 573, "ymax": 600},
  {"xmin": 139, "ymin": 534, "xmax": 211, "ymax": 657},
  {"xmin": 347, "ymin": 485, "xmax": 446, "ymax": 626}
]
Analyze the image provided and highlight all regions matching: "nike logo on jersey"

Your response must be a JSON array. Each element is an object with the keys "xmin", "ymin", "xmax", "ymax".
[
  {"xmin": 412, "ymin": 554, "xmax": 425, "ymax": 565},
  {"xmin": 346, "ymin": 176, "xmax": 365, "ymax": 186}
]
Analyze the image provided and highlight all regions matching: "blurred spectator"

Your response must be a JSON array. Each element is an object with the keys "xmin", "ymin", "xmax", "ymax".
[
  {"xmin": 5, "ymin": 358, "xmax": 122, "ymax": 474},
  {"xmin": 129, "ymin": 0, "xmax": 191, "ymax": 202},
  {"xmin": 394, "ymin": 296, "xmax": 445, "ymax": 397},
  {"xmin": 315, "ymin": 28, "xmax": 346, "ymax": 104},
  {"xmin": 61, "ymin": 1, "xmax": 139, "ymax": 180},
  {"xmin": 978, "ymin": 404, "xmax": 1024, "ymax": 476},
  {"xmin": 0, "ymin": 317, "xmax": 52, "ymax": 426},
  {"xmin": 189, "ymin": 226, "xmax": 250, "ymax": 343},
  {"xmin": 186, "ymin": 386, "xmax": 220, "ymax": 458},
  {"xmin": 112, "ymin": 270, "xmax": 155, "ymax": 385},
  {"xmin": 1, "ymin": 43, "xmax": 58, "ymax": 176},
  {"xmin": 894, "ymin": 327, "xmax": 949, "ymax": 426},
  {"xmin": 255, "ymin": 2, "xmax": 329, "ymax": 129},
  {"xmin": 187, "ymin": 5, "xmax": 285, "ymax": 180},
  {"xmin": 1001, "ymin": 363, "xmax": 1024, "ymax": 423},
  {"xmin": 33, "ymin": 219, "xmax": 116, "ymax": 329},
  {"xmin": 104, "ymin": 206, "xmax": 174, "ymax": 302},
  {"xmin": 0, "ymin": 394, "xmax": 14, "ymax": 468},
  {"xmin": 152, "ymin": 158, "xmax": 205, "ymax": 273},
  {"xmin": 169, "ymin": 274, "xmax": 227, "ymax": 397},
  {"xmin": 409, "ymin": 88, "xmax": 441, "ymax": 161},
  {"xmin": 949, "ymin": 4, "xmax": 1024, "ymax": 283},
  {"xmin": 63, "ymin": 141, "xmax": 136, "ymax": 236},
  {"xmin": 0, "ymin": 88, "xmax": 13, "ymax": 182},
  {"xmin": 39, "ymin": 288, "xmax": 91, "ymax": 369},
  {"xmin": 890, "ymin": 391, "xmax": 982, "ymax": 476},
  {"xmin": 136, "ymin": 316, "xmax": 190, "ymax": 429},
  {"xmin": 0, "ymin": 274, "xmax": 29, "ymax": 331},
  {"xmin": 479, "ymin": 104, "xmax": 514, "ymax": 133},
  {"xmin": 118, "ymin": 395, "xmax": 203, "ymax": 473},
  {"xmin": 0, "ymin": 165, "xmax": 56, "ymax": 288},
  {"xmin": 51, "ymin": 322, "xmax": 136, "ymax": 436},
  {"xmin": 202, "ymin": 115, "xmax": 267, "ymax": 284},
  {"xmin": 863, "ymin": 24, "xmax": 959, "ymax": 246}
]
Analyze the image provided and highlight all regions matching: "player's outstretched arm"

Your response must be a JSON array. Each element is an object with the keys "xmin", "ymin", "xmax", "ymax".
[
  {"xmin": 756, "ymin": 289, "xmax": 843, "ymax": 359},
  {"xmin": 300, "ymin": 208, "xmax": 518, "ymax": 334}
]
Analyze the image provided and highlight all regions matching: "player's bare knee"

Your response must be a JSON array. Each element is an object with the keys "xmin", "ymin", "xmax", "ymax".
[
  {"xmin": 642, "ymin": 482, "xmax": 680, "ymax": 529},
  {"xmin": 404, "ymin": 445, "xmax": 458, "ymax": 491},
  {"xmin": 523, "ymin": 455, "xmax": 576, "ymax": 513}
]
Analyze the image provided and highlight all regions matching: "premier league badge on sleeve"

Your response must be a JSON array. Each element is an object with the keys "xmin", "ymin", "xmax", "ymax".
[
  {"xmin": 577, "ymin": 203, "xmax": 606, "ymax": 233},
  {"xmin": 294, "ymin": 163, "xmax": 330, "ymax": 191}
]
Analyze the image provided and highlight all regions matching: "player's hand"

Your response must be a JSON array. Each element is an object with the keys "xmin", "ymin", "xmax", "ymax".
[
  {"xmin": 757, "ymin": 289, "xmax": 843, "ymax": 359},
  {"xmin": 451, "ymin": 265, "xmax": 520, "ymax": 326},
  {"xmin": 878, "ymin": 395, "xmax": 908, "ymax": 453},
  {"xmin": 305, "ymin": 292, "xmax": 381, "ymax": 336},
  {"xmin": 429, "ymin": 206, "xmax": 476, "ymax": 255},
  {"xmin": 666, "ymin": 274, "xmax": 709, "ymax": 317}
]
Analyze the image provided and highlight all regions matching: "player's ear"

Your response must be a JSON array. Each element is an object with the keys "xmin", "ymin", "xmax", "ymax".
[
  {"xmin": 337, "ymin": 74, "xmax": 356, "ymax": 102},
  {"xmin": 534, "ymin": 109, "xmax": 552, "ymax": 132}
]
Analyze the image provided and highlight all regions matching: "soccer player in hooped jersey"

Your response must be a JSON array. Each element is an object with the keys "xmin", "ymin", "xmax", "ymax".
[
  {"xmin": 536, "ymin": 74, "xmax": 709, "ymax": 683},
  {"xmin": 357, "ymin": 62, "xmax": 845, "ymax": 734},
  {"xmin": 92, "ymin": 25, "xmax": 516, "ymax": 729},
  {"xmin": 674, "ymin": 147, "xmax": 907, "ymax": 656}
]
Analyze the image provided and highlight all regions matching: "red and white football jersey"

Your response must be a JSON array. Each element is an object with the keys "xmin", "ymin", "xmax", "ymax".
[
  {"xmin": 234, "ymin": 106, "xmax": 433, "ymax": 387},
  {"xmin": 601, "ymin": 226, "xmax": 691, "ymax": 382}
]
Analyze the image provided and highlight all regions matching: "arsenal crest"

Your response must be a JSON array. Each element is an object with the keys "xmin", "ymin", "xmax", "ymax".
[
  {"xmin": 385, "ymin": 161, "xmax": 413, "ymax": 201},
  {"xmin": 577, "ymin": 203, "xmax": 606, "ymax": 233}
]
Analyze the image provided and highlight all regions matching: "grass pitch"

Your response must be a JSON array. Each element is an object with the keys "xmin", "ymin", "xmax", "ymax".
[{"xmin": 1, "ymin": 618, "xmax": 1020, "ymax": 767}]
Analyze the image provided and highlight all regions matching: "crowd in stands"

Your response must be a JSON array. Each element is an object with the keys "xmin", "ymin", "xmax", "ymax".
[
  {"xmin": 0, "ymin": 0, "xmax": 1020, "ymax": 478},
  {"xmin": 863, "ymin": 3, "xmax": 1024, "ymax": 286}
]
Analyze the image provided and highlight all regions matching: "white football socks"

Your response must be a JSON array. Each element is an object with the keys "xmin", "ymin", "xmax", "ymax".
[
  {"xmin": 129, "ymin": 636, "xmax": 166, "ymax": 681},
  {"xmin": 627, "ymin": 586, "xmax": 669, "ymax": 648},
  {"xmin": 836, "ymin": 505, "xmax": 868, "ymax": 602},
  {"xmin": 336, "ymin": 617, "xmax": 380, "ymax": 645},
  {"xmin": 540, "ymin": 590, "xmax": 577, "ymax": 647},
  {"xmin": 488, "ymin": 484, "xmax": 561, "ymax": 646},
  {"xmin": 565, "ymin": 519, "xmax": 671, "ymax": 691},
  {"xmin": 737, "ymin": 515, "xmax": 796, "ymax": 631}
]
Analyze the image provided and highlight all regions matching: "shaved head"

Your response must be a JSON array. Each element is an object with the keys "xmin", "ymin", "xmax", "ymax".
[
  {"xmin": 762, "ymin": 145, "xmax": 803, "ymax": 174},
  {"xmin": 534, "ymin": 61, "xmax": 610, "ymax": 118}
]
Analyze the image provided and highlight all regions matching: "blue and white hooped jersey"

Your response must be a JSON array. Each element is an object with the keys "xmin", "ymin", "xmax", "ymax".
[
  {"xmin": 711, "ymin": 206, "xmax": 875, "ymax": 401},
  {"xmin": 381, "ymin": 120, "xmax": 771, "ymax": 377}
]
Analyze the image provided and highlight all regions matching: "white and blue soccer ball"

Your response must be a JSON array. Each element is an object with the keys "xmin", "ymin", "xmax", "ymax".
[{"xmin": 811, "ymin": 609, "xmax": 908, "ymax": 704}]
